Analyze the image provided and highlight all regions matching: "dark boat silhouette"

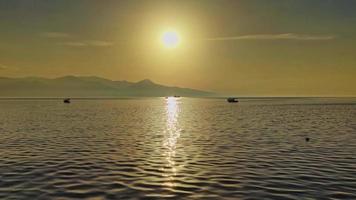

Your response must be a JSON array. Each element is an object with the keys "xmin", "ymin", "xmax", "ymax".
[
  {"xmin": 166, "ymin": 96, "xmax": 181, "ymax": 98},
  {"xmin": 227, "ymin": 97, "xmax": 239, "ymax": 103},
  {"xmin": 63, "ymin": 98, "xmax": 71, "ymax": 103}
]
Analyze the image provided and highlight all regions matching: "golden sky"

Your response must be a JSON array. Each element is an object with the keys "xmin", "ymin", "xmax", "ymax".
[{"xmin": 0, "ymin": 0, "xmax": 356, "ymax": 96}]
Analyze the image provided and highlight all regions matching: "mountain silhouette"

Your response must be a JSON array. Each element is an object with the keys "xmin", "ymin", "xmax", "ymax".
[{"xmin": 0, "ymin": 76, "xmax": 214, "ymax": 97}]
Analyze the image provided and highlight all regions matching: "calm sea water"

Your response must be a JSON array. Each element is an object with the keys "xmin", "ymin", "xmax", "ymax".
[{"xmin": 0, "ymin": 98, "xmax": 356, "ymax": 199}]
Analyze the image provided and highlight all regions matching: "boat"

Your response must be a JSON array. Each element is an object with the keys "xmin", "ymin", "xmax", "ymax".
[
  {"xmin": 63, "ymin": 98, "xmax": 71, "ymax": 103},
  {"xmin": 227, "ymin": 97, "xmax": 238, "ymax": 103},
  {"xmin": 166, "ymin": 95, "xmax": 181, "ymax": 98}
]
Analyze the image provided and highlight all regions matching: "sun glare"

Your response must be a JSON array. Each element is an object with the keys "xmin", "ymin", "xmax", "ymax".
[{"xmin": 161, "ymin": 31, "xmax": 181, "ymax": 49}]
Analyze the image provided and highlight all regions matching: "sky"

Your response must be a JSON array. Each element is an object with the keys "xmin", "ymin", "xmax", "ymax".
[{"xmin": 0, "ymin": 0, "xmax": 356, "ymax": 96}]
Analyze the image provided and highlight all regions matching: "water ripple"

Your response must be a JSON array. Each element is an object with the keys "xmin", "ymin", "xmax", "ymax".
[{"xmin": 0, "ymin": 98, "xmax": 356, "ymax": 199}]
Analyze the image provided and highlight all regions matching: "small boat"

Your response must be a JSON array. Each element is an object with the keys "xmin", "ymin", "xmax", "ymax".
[
  {"xmin": 63, "ymin": 98, "xmax": 71, "ymax": 103},
  {"xmin": 227, "ymin": 97, "xmax": 238, "ymax": 103},
  {"xmin": 166, "ymin": 95, "xmax": 181, "ymax": 98}
]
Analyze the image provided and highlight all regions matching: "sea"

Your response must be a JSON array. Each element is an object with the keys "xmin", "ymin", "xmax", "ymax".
[{"xmin": 0, "ymin": 97, "xmax": 355, "ymax": 199}]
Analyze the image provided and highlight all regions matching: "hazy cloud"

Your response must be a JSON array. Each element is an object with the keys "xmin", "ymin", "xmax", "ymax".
[
  {"xmin": 42, "ymin": 32, "xmax": 71, "ymax": 38},
  {"xmin": 0, "ymin": 64, "xmax": 18, "ymax": 71},
  {"xmin": 0, "ymin": 64, "xmax": 9, "ymax": 70},
  {"xmin": 41, "ymin": 31, "xmax": 114, "ymax": 47},
  {"xmin": 206, "ymin": 33, "xmax": 336, "ymax": 41},
  {"xmin": 86, "ymin": 41, "xmax": 114, "ymax": 47},
  {"xmin": 59, "ymin": 40, "xmax": 114, "ymax": 47},
  {"xmin": 59, "ymin": 42, "xmax": 87, "ymax": 47}
]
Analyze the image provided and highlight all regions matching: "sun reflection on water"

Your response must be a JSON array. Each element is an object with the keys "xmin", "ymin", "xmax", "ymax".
[{"xmin": 162, "ymin": 97, "xmax": 181, "ymax": 187}]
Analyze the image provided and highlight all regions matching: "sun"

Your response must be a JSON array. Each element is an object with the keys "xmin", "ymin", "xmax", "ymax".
[{"xmin": 161, "ymin": 30, "xmax": 181, "ymax": 49}]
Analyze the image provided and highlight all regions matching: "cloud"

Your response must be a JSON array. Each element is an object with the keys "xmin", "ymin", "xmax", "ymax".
[
  {"xmin": 42, "ymin": 32, "xmax": 71, "ymax": 38},
  {"xmin": 59, "ymin": 42, "xmax": 87, "ymax": 47},
  {"xmin": 59, "ymin": 40, "xmax": 114, "ymax": 47},
  {"xmin": 41, "ymin": 31, "xmax": 114, "ymax": 47},
  {"xmin": 86, "ymin": 40, "xmax": 114, "ymax": 47},
  {"xmin": 205, "ymin": 33, "xmax": 336, "ymax": 41},
  {"xmin": 0, "ymin": 64, "xmax": 18, "ymax": 71},
  {"xmin": 0, "ymin": 64, "xmax": 8, "ymax": 70}
]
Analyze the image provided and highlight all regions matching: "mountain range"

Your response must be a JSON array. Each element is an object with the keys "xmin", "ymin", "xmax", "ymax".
[{"xmin": 0, "ymin": 76, "xmax": 214, "ymax": 97}]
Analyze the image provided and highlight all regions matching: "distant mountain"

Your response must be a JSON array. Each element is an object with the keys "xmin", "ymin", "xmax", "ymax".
[{"xmin": 0, "ymin": 76, "xmax": 214, "ymax": 97}]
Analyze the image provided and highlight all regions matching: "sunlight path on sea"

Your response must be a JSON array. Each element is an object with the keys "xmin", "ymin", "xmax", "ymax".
[{"xmin": 162, "ymin": 97, "xmax": 181, "ymax": 188}]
